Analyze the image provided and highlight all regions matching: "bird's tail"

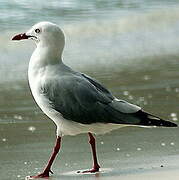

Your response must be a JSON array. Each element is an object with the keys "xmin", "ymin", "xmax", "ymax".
[{"xmin": 135, "ymin": 110, "xmax": 177, "ymax": 127}]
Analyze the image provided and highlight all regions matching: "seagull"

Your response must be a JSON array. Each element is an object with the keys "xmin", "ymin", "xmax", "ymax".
[{"xmin": 12, "ymin": 22, "xmax": 177, "ymax": 179}]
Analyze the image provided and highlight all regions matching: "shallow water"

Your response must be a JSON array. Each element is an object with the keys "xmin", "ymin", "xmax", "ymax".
[{"xmin": 1, "ymin": 0, "xmax": 179, "ymax": 180}]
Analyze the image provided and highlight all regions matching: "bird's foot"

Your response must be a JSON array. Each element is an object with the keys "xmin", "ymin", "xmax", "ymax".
[
  {"xmin": 77, "ymin": 165, "xmax": 100, "ymax": 173},
  {"xmin": 29, "ymin": 169, "xmax": 53, "ymax": 179}
]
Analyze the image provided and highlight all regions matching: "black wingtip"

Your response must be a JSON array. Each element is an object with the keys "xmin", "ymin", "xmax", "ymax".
[
  {"xmin": 163, "ymin": 120, "xmax": 177, "ymax": 127},
  {"xmin": 140, "ymin": 118, "xmax": 178, "ymax": 127},
  {"xmin": 156, "ymin": 119, "xmax": 178, "ymax": 127},
  {"xmin": 135, "ymin": 110, "xmax": 178, "ymax": 127}
]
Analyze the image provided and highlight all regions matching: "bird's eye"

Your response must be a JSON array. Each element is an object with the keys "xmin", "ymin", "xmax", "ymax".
[{"xmin": 35, "ymin": 29, "xmax": 41, "ymax": 33}]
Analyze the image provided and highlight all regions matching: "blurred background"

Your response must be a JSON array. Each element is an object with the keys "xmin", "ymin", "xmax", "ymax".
[{"xmin": 1, "ymin": 0, "xmax": 179, "ymax": 180}]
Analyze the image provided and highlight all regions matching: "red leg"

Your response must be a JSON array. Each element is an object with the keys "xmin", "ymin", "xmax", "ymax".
[
  {"xmin": 78, "ymin": 132, "xmax": 100, "ymax": 173},
  {"xmin": 30, "ymin": 136, "xmax": 61, "ymax": 179}
]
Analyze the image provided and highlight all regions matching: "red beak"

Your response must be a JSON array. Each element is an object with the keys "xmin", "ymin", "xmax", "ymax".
[{"xmin": 12, "ymin": 33, "xmax": 29, "ymax": 41}]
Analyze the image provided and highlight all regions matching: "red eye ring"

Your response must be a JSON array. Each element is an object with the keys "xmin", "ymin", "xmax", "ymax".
[{"xmin": 35, "ymin": 29, "xmax": 41, "ymax": 33}]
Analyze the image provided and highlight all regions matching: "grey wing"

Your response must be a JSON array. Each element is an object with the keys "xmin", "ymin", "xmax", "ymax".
[
  {"xmin": 81, "ymin": 73, "xmax": 141, "ymax": 113},
  {"xmin": 81, "ymin": 73, "xmax": 114, "ymax": 100},
  {"xmin": 42, "ymin": 73, "xmax": 143, "ymax": 125}
]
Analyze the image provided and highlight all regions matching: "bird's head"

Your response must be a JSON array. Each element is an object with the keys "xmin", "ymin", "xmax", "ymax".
[{"xmin": 12, "ymin": 21, "xmax": 65, "ymax": 52}]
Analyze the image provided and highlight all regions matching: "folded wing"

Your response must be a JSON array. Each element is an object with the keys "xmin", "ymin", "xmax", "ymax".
[{"xmin": 40, "ymin": 72, "xmax": 177, "ymax": 127}]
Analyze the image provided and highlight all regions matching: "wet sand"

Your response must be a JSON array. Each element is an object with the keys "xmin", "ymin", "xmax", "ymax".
[{"xmin": 1, "ymin": 124, "xmax": 179, "ymax": 180}]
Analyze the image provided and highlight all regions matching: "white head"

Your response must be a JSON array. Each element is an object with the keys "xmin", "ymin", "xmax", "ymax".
[{"xmin": 12, "ymin": 21, "xmax": 65, "ymax": 57}]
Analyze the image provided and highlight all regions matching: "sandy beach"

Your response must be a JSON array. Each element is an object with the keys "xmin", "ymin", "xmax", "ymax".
[{"xmin": 1, "ymin": 120, "xmax": 179, "ymax": 180}]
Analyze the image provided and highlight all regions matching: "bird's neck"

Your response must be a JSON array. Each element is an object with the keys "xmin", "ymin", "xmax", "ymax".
[
  {"xmin": 30, "ymin": 45, "xmax": 62, "ymax": 68},
  {"xmin": 28, "ymin": 45, "xmax": 63, "ymax": 92}
]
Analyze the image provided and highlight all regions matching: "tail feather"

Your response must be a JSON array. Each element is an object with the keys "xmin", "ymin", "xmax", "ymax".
[{"xmin": 135, "ymin": 110, "xmax": 177, "ymax": 127}]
